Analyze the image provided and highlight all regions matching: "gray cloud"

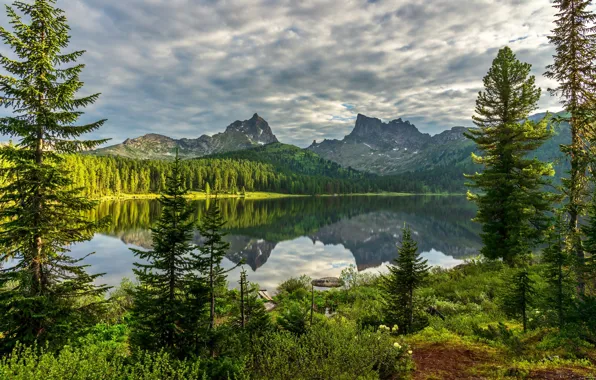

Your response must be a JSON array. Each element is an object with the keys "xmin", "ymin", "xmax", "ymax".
[{"xmin": 0, "ymin": 0, "xmax": 570, "ymax": 146}]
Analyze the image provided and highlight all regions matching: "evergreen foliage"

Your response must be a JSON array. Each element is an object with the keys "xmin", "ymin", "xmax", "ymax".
[
  {"xmin": 381, "ymin": 225, "xmax": 429, "ymax": 334},
  {"xmin": 234, "ymin": 270, "xmax": 272, "ymax": 335},
  {"xmin": 582, "ymin": 193, "xmax": 596, "ymax": 287},
  {"xmin": 55, "ymin": 151, "xmax": 428, "ymax": 197},
  {"xmin": 196, "ymin": 199, "xmax": 236, "ymax": 354},
  {"xmin": 466, "ymin": 46, "xmax": 556, "ymax": 266},
  {"xmin": 277, "ymin": 301, "xmax": 310, "ymax": 335},
  {"xmin": 545, "ymin": 0, "xmax": 596, "ymax": 291},
  {"xmin": 130, "ymin": 152, "xmax": 208, "ymax": 356},
  {"xmin": 0, "ymin": 0, "xmax": 109, "ymax": 352},
  {"xmin": 503, "ymin": 266, "xmax": 536, "ymax": 333},
  {"xmin": 542, "ymin": 212, "xmax": 576, "ymax": 330}
]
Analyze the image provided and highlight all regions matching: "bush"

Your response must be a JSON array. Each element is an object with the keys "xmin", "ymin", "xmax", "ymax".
[
  {"xmin": 277, "ymin": 301, "xmax": 310, "ymax": 335},
  {"xmin": 0, "ymin": 343, "xmax": 208, "ymax": 380},
  {"xmin": 248, "ymin": 318, "xmax": 412, "ymax": 380},
  {"xmin": 277, "ymin": 275, "xmax": 312, "ymax": 296}
]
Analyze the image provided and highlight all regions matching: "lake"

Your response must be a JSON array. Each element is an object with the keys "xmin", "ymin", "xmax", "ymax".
[{"xmin": 71, "ymin": 195, "xmax": 481, "ymax": 291}]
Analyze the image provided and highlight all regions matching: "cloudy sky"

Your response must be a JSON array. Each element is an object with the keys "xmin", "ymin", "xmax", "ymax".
[{"xmin": 0, "ymin": 0, "xmax": 568, "ymax": 147}]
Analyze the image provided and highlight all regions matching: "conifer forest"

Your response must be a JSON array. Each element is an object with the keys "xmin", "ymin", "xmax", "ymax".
[{"xmin": 0, "ymin": 1, "xmax": 596, "ymax": 379}]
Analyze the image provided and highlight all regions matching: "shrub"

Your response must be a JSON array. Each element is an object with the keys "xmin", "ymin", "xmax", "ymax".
[
  {"xmin": 0, "ymin": 343, "xmax": 208, "ymax": 380},
  {"xmin": 248, "ymin": 318, "xmax": 412, "ymax": 379},
  {"xmin": 277, "ymin": 275, "xmax": 312, "ymax": 295},
  {"xmin": 277, "ymin": 301, "xmax": 310, "ymax": 335}
]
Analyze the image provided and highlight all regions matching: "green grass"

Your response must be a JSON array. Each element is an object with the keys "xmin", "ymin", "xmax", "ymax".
[{"xmin": 95, "ymin": 191, "xmax": 309, "ymax": 201}]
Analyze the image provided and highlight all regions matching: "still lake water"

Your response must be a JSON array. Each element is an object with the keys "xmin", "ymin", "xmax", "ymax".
[{"xmin": 71, "ymin": 196, "xmax": 481, "ymax": 291}]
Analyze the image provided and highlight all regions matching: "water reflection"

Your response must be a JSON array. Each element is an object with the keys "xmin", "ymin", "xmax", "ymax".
[{"xmin": 74, "ymin": 196, "xmax": 481, "ymax": 289}]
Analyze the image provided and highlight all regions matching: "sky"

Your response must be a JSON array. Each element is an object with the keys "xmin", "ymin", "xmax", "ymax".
[{"xmin": 0, "ymin": 0, "xmax": 569, "ymax": 147}]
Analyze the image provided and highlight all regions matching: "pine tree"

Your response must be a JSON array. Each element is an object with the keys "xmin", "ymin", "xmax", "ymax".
[
  {"xmin": 582, "ymin": 193, "xmax": 596, "ymax": 289},
  {"xmin": 235, "ymin": 268, "xmax": 271, "ymax": 335},
  {"xmin": 466, "ymin": 46, "xmax": 556, "ymax": 266},
  {"xmin": 205, "ymin": 182, "xmax": 211, "ymax": 197},
  {"xmin": 542, "ymin": 212, "xmax": 575, "ymax": 330},
  {"xmin": 503, "ymin": 266, "xmax": 536, "ymax": 333},
  {"xmin": 381, "ymin": 225, "xmax": 429, "ymax": 334},
  {"xmin": 0, "ymin": 0, "xmax": 109, "ymax": 351},
  {"xmin": 545, "ymin": 0, "xmax": 596, "ymax": 293},
  {"xmin": 130, "ymin": 151, "xmax": 208, "ymax": 355},
  {"xmin": 196, "ymin": 199, "xmax": 236, "ymax": 355}
]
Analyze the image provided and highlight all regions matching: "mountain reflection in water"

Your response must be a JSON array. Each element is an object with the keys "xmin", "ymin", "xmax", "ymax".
[{"xmin": 72, "ymin": 196, "xmax": 480, "ymax": 290}]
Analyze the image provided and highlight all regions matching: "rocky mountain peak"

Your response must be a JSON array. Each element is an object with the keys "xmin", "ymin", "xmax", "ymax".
[
  {"xmin": 93, "ymin": 114, "xmax": 280, "ymax": 160},
  {"xmin": 224, "ymin": 113, "xmax": 279, "ymax": 144},
  {"xmin": 347, "ymin": 114, "xmax": 431, "ymax": 150}
]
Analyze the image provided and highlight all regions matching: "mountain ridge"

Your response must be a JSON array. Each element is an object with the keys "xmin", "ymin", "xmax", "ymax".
[
  {"xmin": 91, "ymin": 112, "xmax": 569, "ymax": 192},
  {"xmin": 92, "ymin": 113, "xmax": 278, "ymax": 160}
]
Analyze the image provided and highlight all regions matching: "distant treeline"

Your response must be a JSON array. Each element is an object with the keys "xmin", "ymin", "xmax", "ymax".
[{"xmin": 64, "ymin": 154, "xmax": 432, "ymax": 197}]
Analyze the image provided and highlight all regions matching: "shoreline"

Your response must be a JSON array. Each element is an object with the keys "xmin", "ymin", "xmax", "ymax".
[{"xmin": 93, "ymin": 191, "xmax": 465, "ymax": 202}]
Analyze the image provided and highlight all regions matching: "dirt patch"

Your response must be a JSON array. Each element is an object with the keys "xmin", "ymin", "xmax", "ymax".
[
  {"xmin": 412, "ymin": 343, "xmax": 493, "ymax": 380},
  {"xmin": 528, "ymin": 368, "xmax": 593, "ymax": 379}
]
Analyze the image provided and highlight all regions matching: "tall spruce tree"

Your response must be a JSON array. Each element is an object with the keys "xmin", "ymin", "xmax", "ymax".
[
  {"xmin": 0, "ymin": 0, "xmax": 109, "ymax": 351},
  {"xmin": 466, "ymin": 46, "xmax": 556, "ymax": 266},
  {"xmin": 381, "ymin": 225, "xmax": 429, "ymax": 334},
  {"xmin": 545, "ymin": 0, "xmax": 596, "ymax": 293},
  {"xmin": 196, "ymin": 199, "xmax": 236, "ymax": 355},
  {"xmin": 542, "ymin": 212, "xmax": 576, "ymax": 330},
  {"xmin": 130, "ymin": 151, "xmax": 208, "ymax": 355}
]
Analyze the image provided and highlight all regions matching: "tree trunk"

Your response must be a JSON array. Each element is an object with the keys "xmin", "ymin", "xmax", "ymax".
[
  {"xmin": 569, "ymin": 115, "xmax": 586, "ymax": 295},
  {"xmin": 240, "ymin": 273, "xmax": 245, "ymax": 329}
]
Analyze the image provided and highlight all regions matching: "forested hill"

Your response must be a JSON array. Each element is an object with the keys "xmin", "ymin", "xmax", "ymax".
[
  {"xmin": 202, "ymin": 143, "xmax": 364, "ymax": 179},
  {"xmin": 61, "ymin": 148, "xmax": 428, "ymax": 198}
]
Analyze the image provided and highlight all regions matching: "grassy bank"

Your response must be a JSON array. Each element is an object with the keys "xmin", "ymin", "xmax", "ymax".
[
  {"xmin": 3, "ymin": 260, "xmax": 594, "ymax": 379},
  {"xmin": 95, "ymin": 191, "xmax": 308, "ymax": 201},
  {"xmin": 94, "ymin": 191, "xmax": 463, "ymax": 202}
]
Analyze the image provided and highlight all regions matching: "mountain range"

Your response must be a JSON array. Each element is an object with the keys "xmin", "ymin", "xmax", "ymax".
[
  {"xmin": 308, "ymin": 114, "xmax": 476, "ymax": 175},
  {"xmin": 92, "ymin": 112, "xmax": 570, "ymax": 190},
  {"xmin": 93, "ymin": 113, "xmax": 278, "ymax": 160}
]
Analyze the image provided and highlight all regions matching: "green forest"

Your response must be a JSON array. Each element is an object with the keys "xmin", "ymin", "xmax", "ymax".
[
  {"xmin": 1, "ymin": 1, "xmax": 596, "ymax": 379},
  {"xmin": 62, "ymin": 144, "xmax": 431, "ymax": 198}
]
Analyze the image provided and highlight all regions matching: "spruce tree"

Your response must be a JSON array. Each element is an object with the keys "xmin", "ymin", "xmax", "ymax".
[
  {"xmin": 235, "ymin": 269, "xmax": 271, "ymax": 335},
  {"xmin": 503, "ymin": 266, "xmax": 536, "ymax": 333},
  {"xmin": 545, "ymin": 0, "xmax": 596, "ymax": 293},
  {"xmin": 130, "ymin": 151, "xmax": 208, "ymax": 355},
  {"xmin": 381, "ymin": 225, "xmax": 429, "ymax": 334},
  {"xmin": 0, "ymin": 0, "xmax": 108, "ymax": 351},
  {"xmin": 466, "ymin": 46, "xmax": 556, "ymax": 266},
  {"xmin": 582, "ymin": 194, "xmax": 596, "ymax": 288},
  {"xmin": 542, "ymin": 212, "xmax": 575, "ymax": 330},
  {"xmin": 196, "ymin": 199, "xmax": 236, "ymax": 354}
]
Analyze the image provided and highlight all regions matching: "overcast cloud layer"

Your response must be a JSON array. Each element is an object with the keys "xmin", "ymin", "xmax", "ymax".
[{"xmin": 0, "ymin": 0, "xmax": 568, "ymax": 147}]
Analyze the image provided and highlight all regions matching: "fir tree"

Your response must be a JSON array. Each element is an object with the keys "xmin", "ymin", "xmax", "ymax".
[
  {"xmin": 466, "ymin": 46, "xmax": 556, "ymax": 266},
  {"xmin": 381, "ymin": 224, "xmax": 429, "ymax": 334},
  {"xmin": 582, "ymin": 193, "xmax": 596, "ymax": 288},
  {"xmin": 545, "ymin": 0, "xmax": 596, "ymax": 293},
  {"xmin": 235, "ymin": 268, "xmax": 271, "ymax": 335},
  {"xmin": 196, "ymin": 199, "xmax": 236, "ymax": 354},
  {"xmin": 503, "ymin": 265, "xmax": 536, "ymax": 333},
  {"xmin": 542, "ymin": 212, "xmax": 575, "ymax": 330},
  {"xmin": 0, "ymin": 0, "xmax": 108, "ymax": 351},
  {"xmin": 130, "ymin": 151, "xmax": 208, "ymax": 355}
]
